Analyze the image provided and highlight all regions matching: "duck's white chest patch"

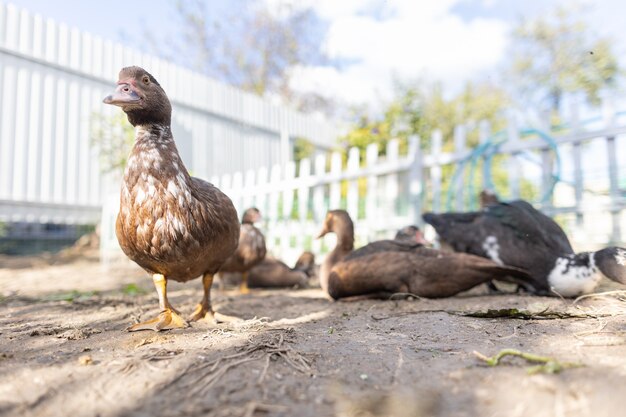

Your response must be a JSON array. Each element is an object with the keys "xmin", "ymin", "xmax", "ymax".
[
  {"xmin": 547, "ymin": 255, "xmax": 602, "ymax": 297},
  {"xmin": 616, "ymin": 249, "xmax": 626, "ymax": 266},
  {"xmin": 482, "ymin": 236, "xmax": 503, "ymax": 265}
]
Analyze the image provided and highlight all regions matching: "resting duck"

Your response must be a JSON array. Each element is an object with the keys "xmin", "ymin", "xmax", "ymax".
[
  {"xmin": 317, "ymin": 210, "xmax": 531, "ymax": 299},
  {"xmin": 293, "ymin": 251, "xmax": 317, "ymax": 278},
  {"xmin": 479, "ymin": 189, "xmax": 500, "ymax": 209},
  {"xmin": 394, "ymin": 225, "xmax": 429, "ymax": 245},
  {"xmin": 218, "ymin": 207, "xmax": 267, "ymax": 293},
  {"xmin": 103, "ymin": 66, "xmax": 240, "ymax": 331},
  {"xmin": 423, "ymin": 200, "xmax": 626, "ymax": 297},
  {"xmin": 246, "ymin": 251, "xmax": 316, "ymax": 288}
]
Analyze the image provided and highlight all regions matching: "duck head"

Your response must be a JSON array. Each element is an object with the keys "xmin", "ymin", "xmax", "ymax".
[
  {"xmin": 595, "ymin": 247, "xmax": 626, "ymax": 284},
  {"xmin": 395, "ymin": 225, "xmax": 428, "ymax": 245},
  {"xmin": 479, "ymin": 189, "xmax": 499, "ymax": 209},
  {"xmin": 242, "ymin": 207, "xmax": 262, "ymax": 225},
  {"xmin": 294, "ymin": 251, "xmax": 316, "ymax": 277},
  {"xmin": 317, "ymin": 210, "xmax": 354, "ymax": 239},
  {"xmin": 103, "ymin": 66, "xmax": 171, "ymax": 126}
]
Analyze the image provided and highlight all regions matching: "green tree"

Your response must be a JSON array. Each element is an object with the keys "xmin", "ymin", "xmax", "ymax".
[
  {"xmin": 341, "ymin": 79, "xmax": 509, "ymax": 155},
  {"xmin": 339, "ymin": 80, "xmax": 517, "ymax": 211},
  {"xmin": 509, "ymin": 4, "xmax": 620, "ymax": 117}
]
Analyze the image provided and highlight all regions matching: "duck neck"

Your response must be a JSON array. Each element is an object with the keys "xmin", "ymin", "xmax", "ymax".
[
  {"xmin": 319, "ymin": 224, "xmax": 354, "ymax": 294},
  {"xmin": 124, "ymin": 123, "xmax": 191, "ymax": 186},
  {"xmin": 334, "ymin": 227, "xmax": 355, "ymax": 256}
]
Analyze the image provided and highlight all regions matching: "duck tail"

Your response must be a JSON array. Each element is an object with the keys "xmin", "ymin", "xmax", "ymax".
[{"xmin": 484, "ymin": 263, "xmax": 546, "ymax": 294}]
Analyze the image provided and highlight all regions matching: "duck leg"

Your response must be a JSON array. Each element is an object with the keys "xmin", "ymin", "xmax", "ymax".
[
  {"xmin": 190, "ymin": 273, "xmax": 243, "ymax": 323},
  {"xmin": 189, "ymin": 273, "xmax": 217, "ymax": 323},
  {"xmin": 239, "ymin": 271, "xmax": 250, "ymax": 294},
  {"xmin": 127, "ymin": 274, "xmax": 188, "ymax": 332}
]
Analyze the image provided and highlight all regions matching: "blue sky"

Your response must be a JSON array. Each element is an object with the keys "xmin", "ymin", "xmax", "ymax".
[{"xmin": 7, "ymin": 0, "xmax": 626, "ymax": 108}]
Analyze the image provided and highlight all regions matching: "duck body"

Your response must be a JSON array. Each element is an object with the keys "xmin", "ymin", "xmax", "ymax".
[
  {"xmin": 423, "ymin": 200, "xmax": 626, "ymax": 296},
  {"xmin": 328, "ymin": 250, "xmax": 532, "ymax": 299},
  {"xmin": 246, "ymin": 251, "xmax": 314, "ymax": 288},
  {"xmin": 117, "ymin": 124, "xmax": 239, "ymax": 282}
]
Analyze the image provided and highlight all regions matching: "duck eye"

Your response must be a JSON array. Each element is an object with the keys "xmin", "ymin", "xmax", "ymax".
[{"xmin": 142, "ymin": 76, "xmax": 150, "ymax": 85}]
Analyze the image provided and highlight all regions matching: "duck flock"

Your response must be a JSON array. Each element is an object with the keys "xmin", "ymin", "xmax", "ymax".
[{"xmin": 103, "ymin": 66, "xmax": 626, "ymax": 331}]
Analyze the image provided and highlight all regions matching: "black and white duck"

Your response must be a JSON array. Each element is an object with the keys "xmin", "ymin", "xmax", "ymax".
[{"xmin": 423, "ymin": 200, "xmax": 626, "ymax": 297}]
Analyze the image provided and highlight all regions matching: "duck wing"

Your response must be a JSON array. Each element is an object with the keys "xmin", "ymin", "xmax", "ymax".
[
  {"xmin": 189, "ymin": 177, "xmax": 241, "ymax": 242},
  {"xmin": 507, "ymin": 200, "xmax": 573, "ymax": 253},
  {"xmin": 344, "ymin": 240, "xmax": 424, "ymax": 261}
]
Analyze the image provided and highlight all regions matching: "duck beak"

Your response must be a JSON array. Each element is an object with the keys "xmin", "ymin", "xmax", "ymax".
[
  {"xmin": 103, "ymin": 83, "xmax": 141, "ymax": 106},
  {"xmin": 415, "ymin": 231, "xmax": 429, "ymax": 245},
  {"xmin": 316, "ymin": 227, "xmax": 328, "ymax": 239}
]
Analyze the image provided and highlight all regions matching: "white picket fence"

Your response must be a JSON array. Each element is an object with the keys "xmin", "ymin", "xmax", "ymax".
[
  {"xmin": 101, "ymin": 104, "xmax": 626, "ymax": 265},
  {"xmin": 0, "ymin": 1, "xmax": 339, "ymax": 225}
]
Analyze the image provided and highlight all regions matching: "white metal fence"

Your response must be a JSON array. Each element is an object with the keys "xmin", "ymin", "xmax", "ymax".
[
  {"xmin": 192, "ymin": 109, "xmax": 625, "ymax": 265},
  {"xmin": 0, "ymin": 1, "xmax": 339, "ymax": 226}
]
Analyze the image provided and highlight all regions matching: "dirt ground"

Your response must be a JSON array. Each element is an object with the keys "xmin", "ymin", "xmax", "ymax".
[{"xmin": 2, "ymin": 252, "xmax": 626, "ymax": 417}]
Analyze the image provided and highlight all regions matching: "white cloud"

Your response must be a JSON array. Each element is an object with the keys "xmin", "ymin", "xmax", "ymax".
[{"xmin": 289, "ymin": 0, "xmax": 510, "ymax": 109}]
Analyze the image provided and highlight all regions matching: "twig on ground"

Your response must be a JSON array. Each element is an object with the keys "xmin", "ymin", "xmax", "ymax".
[
  {"xmin": 473, "ymin": 349, "xmax": 582, "ymax": 374},
  {"xmin": 573, "ymin": 290, "xmax": 626, "ymax": 305},
  {"xmin": 574, "ymin": 319, "xmax": 610, "ymax": 338},
  {"xmin": 371, "ymin": 309, "xmax": 450, "ymax": 320},
  {"xmin": 387, "ymin": 292, "xmax": 423, "ymax": 300},
  {"xmin": 550, "ymin": 287, "xmax": 567, "ymax": 301},
  {"xmin": 460, "ymin": 308, "xmax": 597, "ymax": 320},
  {"xmin": 162, "ymin": 331, "xmax": 314, "ymax": 397},
  {"xmin": 242, "ymin": 401, "xmax": 288, "ymax": 417},
  {"xmin": 371, "ymin": 307, "xmax": 605, "ymax": 321},
  {"xmin": 391, "ymin": 347, "xmax": 404, "ymax": 386},
  {"xmin": 257, "ymin": 354, "xmax": 271, "ymax": 384}
]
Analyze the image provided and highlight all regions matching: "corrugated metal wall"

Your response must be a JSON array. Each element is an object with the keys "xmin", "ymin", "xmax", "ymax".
[{"xmin": 0, "ymin": 2, "xmax": 339, "ymax": 224}]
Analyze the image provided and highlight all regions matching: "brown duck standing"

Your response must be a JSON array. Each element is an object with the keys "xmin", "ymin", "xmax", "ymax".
[
  {"xmin": 218, "ymin": 207, "xmax": 267, "ymax": 293},
  {"xmin": 317, "ymin": 210, "xmax": 532, "ymax": 300},
  {"xmin": 103, "ymin": 66, "xmax": 240, "ymax": 331}
]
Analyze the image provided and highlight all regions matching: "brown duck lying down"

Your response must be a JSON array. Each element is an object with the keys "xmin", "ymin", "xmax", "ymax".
[
  {"xmin": 247, "ymin": 251, "xmax": 316, "ymax": 288},
  {"xmin": 221, "ymin": 251, "xmax": 316, "ymax": 288},
  {"xmin": 317, "ymin": 210, "xmax": 531, "ymax": 300}
]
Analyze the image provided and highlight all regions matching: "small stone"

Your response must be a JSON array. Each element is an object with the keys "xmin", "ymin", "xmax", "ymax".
[{"xmin": 78, "ymin": 355, "xmax": 93, "ymax": 366}]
